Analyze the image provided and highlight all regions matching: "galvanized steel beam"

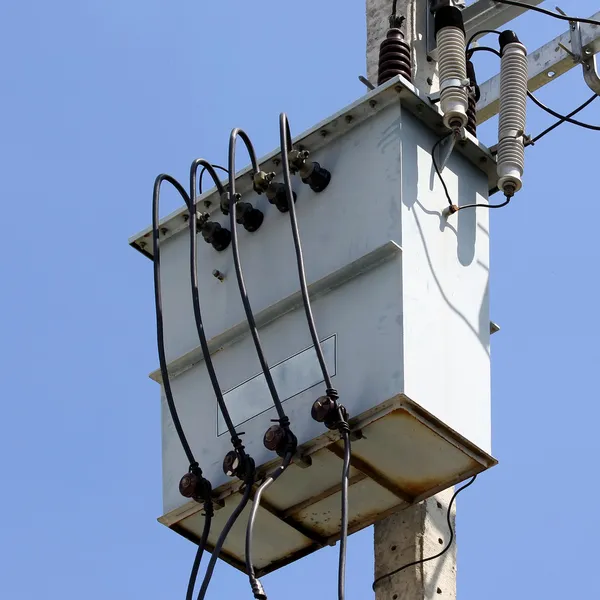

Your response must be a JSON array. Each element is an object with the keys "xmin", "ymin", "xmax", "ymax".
[
  {"xmin": 462, "ymin": 0, "xmax": 546, "ymax": 43},
  {"xmin": 477, "ymin": 11, "xmax": 600, "ymax": 123}
]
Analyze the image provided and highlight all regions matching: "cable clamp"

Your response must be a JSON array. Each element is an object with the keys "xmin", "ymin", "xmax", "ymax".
[
  {"xmin": 498, "ymin": 128, "xmax": 525, "ymax": 142},
  {"xmin": 429, "ymin": 78, "xmax": 471, "ymax": 103},
  {"xmin": 440, "ymin": 77, "xmax": 470, "ymax": 92},
  {"xmin": 220, "ymin": 191, "xmax": 231, "ymax": 215},
  {"xmin": 252, "ymin": 170, "xmax": 275, "ymax": 194}
]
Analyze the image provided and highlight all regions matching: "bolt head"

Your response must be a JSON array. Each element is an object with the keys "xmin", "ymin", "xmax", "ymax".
[
  {"xmin": 211, "ymin": 228, "xmax": 231, "ymax": 252},
  {"xmin": 242, "ymin": 208, "xmax": 264, "ymax": 233},
  {"xmin": 311, "ymin": 396, "xmax": 334, "ymax": 423},
  {"xmin": 223, "ymin": 451, "xmax": 240, "ymax": 477},
  {"xmin": 263, "ymin": 425, "xmax": 285, "ymax": 452},
  {"xmin": 179, "ymin": 472, "xmax": 200, "ymax": 498}
]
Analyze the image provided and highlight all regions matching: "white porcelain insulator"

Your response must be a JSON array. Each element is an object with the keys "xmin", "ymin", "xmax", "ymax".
[
  {"xmin": 497, "ymin": 42, "xmax": 528, "ymax": 195},
  {"xmin": 437, "ymin": 26, "xmax": 469, "ymax": 130}
]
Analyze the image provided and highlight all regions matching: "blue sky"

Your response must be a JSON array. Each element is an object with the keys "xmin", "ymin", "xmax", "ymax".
[{"xmin": 1, "ymin": 1, "xmax": 599, "ymax": 598}]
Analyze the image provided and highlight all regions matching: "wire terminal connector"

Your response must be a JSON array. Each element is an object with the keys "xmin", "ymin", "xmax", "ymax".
[
  {"xmin": 253, "ymin": 170, "xmax": 297, "ymax": 213},
  {"xmin": 288, "ymin": 149, "xmax": 331, "ymax": 193}
]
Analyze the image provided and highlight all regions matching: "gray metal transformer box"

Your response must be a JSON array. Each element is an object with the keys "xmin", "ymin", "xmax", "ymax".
[{"xmin": 130, "ymin": 77, "xmax": 498, "ymax": 575}]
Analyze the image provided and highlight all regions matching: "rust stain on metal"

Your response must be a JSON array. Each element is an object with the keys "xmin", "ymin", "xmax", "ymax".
[
  {"xmin": 171, "ymin": 522, "xmax": 247, "ymax": 573},
  {"xmin": 281, "ymin": 472, "xmax": 367, "ymax": 519},
  {"xmin": 327, "ymin": 444, "xmax": 415, "ymax": 504},
  {"xmin": 249, "ymin": 484, "xmax": 328, "ymax": 547},
  {"xmin": 164, "ymin": 395, "xmax": 497, "ymax": 577},
  {"xmin": 377, "ymin": 409, "xmax": 484, "ymax": 497}
]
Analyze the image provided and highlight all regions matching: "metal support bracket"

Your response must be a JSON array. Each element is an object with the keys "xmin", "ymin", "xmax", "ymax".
[
  {"xmin": 559, "ymin": 12, "xmax": 600, "ymax": 95},
  {"xmin": 435, "ymin": 127, "xmax": 467, "ymax": 172},
  {"xmin": 427, "ymin": 0, "xmax": 544, "ymax": 59},
  {"xmin": 477, "ymin": 10, "xmax": 600, "ymax": 123},
  {"xmin": 429, "ymin": 77, "xmax": 471, "ymax": 103}
]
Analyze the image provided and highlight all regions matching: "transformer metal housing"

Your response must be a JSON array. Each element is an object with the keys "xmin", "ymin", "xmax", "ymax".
[{"xmin": 129, "ymin": 75, "xmax": 498, "ymax": 576}]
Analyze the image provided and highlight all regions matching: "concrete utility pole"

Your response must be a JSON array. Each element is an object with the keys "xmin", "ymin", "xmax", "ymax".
[
  {"xmin": 367, "ymin": 2, "xmax": 456, "ymax": 598},
  {"xmin": 374, "ymin": 489, "xmax": 458, "ymax": 600},
  {"xmin": 366, "ymin": 0, "xmax": 437, "ymax": 92},
  {"xmin": 368, "ymin": 1, "xmax": 600, "ymax": 597}
]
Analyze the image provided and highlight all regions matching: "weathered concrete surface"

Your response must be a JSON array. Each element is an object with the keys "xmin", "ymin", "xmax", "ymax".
[
  {"xmin": 366, "ymin": 0, "xmax": 438, "ymax": 92},
  {"xmin": 374, "ymin": 488, "xmax": 457, "ymax": 600}
]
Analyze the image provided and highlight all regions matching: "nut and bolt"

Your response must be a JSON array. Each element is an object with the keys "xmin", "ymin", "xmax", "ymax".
[
  {"xmin": 311, "ymin": 396, "xmax": 334, "ymax": 423},
  {"xmin": 179, "ymin": 472, "xmax": 200, "ymax": 498},
  {"xmin": 223, "ymin": 451, "xmax": 240, "ymax": 477},
  {"xmin": 263, "ymin": 425, "xmax": 286, "ymax": 452},
  {"xmin": 212, "ymin": 269, "xmax": 225, "ymax": 282}
]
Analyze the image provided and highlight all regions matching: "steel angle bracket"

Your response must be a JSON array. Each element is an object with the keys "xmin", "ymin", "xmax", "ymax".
[
  {"xmin": 559, "ymin": 12, "xmax": 600, "ymax": 95},
  {"xmin": 435, "ymin": 127, "xmax": 467, "ymax": 173},
  {"xmin": 426, "ymin": 0, "xmax": 545, "ymax": 59},
  {"xmin": 477, "ymin": 10, "xmax": 600, "ymax": 123}
]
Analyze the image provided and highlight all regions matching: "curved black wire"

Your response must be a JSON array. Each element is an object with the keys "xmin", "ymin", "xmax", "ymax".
[
  {"xmin": 466, "ymin": 29, "xmax": 501, "ymax": 53},
  {"xmin": 153, "ymin": 174, "xmax": 198, "ymax": 467},
  {"xmin": 338, "ymin": 431, "xmax": 351, "ymax": 600},
  {"xmin": 189, "ymin": 159, "xmax": 243, "ymax": 447},
  {"xmin": 531, "ymin": 94, "xmax": 599, "ymax": 144},
  {"xmin": 431, "ymin": 134, "xmax": 455, "ymax": 207},
  {"xmin": 431, "ymin": 136, "xmax": 511, "ymax": 211},
  {"xmin": 246, "ymin": 454, "xmax": 293, "ymax": 600},
  {"xmin": 372, "ymin": 475, "xmax": 477, "ymax": 591},
  {"xmin": 153, "ymin": 174, "xmax": 213, "ymax": 599},
  {"xmin": 468, "ymin": 46, "xmax": 501, "ymax": 59},
  {"xmin": 279, "ymin": 114, "xmax": 333, "ymax": 391},
  {"xmin": 527, "ymin": 91, "xmax": 600, "ymax": 131},
  {"xmin": 491, "ymin": 1, "xmax": 600, "ymax": 26},
  {"xmin": 468, "ymin": 46, "xmax": 600, "ymax": 133},
  {"xmin": 199, "ymin": 164, "xmax": 229, "ymax": 196},
  {"xmin": 280, "ymin": 113, "xmax": 350, "ymax": 600},
  {"xmin": 227, "ymin": 129, "xmax": 288, "ymax": 424},
  {"xmin": 196, "ymin": 473, "xmax": 255, "ymax": 600},
  {"xmin": 186, "ymin": 511, "xmax": 212, "ymax": 600},
  {"xmin": 458, "ymin": 195, "xmax": 512, "ymax": 212}
]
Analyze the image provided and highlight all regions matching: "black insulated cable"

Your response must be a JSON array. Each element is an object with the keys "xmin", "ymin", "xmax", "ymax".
[
  {"xmin": 466, "ymin": 29, "xmax": 501, "ymax": 53},
  {"xmin": 279, "ymin": 115, "xmax": 335, "ymax": 395},
  {"xmin": 189, "ymin": 159, "xmax": 247, "ymax": 452},
  {"xmin": 491, "ymin": 1, "xmax": 600, "ymax": 27},
  {"xmin": 186, "ymin": 506, "xmax": 213, "ymax": 600},
  {"xmin": 431, "ymin": 136, "xmax": 512, "ymax": 213},
  {"xmin": 372, "ymin": 475, "xmax": 477, "ymax": 591},
  {"xmin": 280, "ymin": 113, "xmax": 350, "ymax": 600},
  {"xmin": 198, "ymin": 164, "xmax": 228, "ymax": 196},
  {"xmin": 431, "ymin": 134, "xmax": 455, "ymax": 208},
  {"xmin": 527, "ymin": 91, "xmax": 600, "ymax": 131},
  {"xmin": 227, "ymin": 129, "xmax": 295, "ymax": 438},
  {"xmin": 188, "ymin": 160, "xmax": 258, "ymax": 599},
  {"xmin": 152, "ymin": 174, "xmax": 203, "ymax": 469},
  {"xmin": 468, "ymin": 46, "xmax": 600, "ymax": 132},
  {"xmin": 454, "ymin": 195, "xmax": 512, "ymax": 212},
  {"xmin": 152, "ymin": 174, "xmax": 213, "ymax": 597},
  {"xmin": 227, "ymin": 130, "xmax": 296, "ymax": 600},
  {"xmin": 246, "ymin": 454, "xmax": 293, "ymax": 600},
  {"xmin": 338, "ymin": 430, "xmax": 351, "ymax": 600},
  {"xmin": 530, "ymin": 94, "xmax": 598, "ymax": 144},
  {"xmin": 196, "ymin": 465, "xmax": 256, "ymax": 600},
  {"xmin": 468, "ymin": 46, "xmax": 501, "ymax": 59}
]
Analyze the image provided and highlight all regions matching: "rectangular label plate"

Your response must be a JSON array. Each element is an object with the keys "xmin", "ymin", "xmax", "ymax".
[{"xmin": 218, "ymin": 336, "xmax": 337, "ymax": 435}]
